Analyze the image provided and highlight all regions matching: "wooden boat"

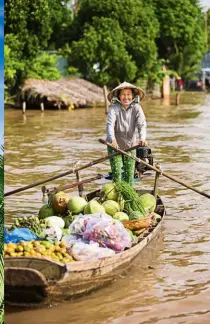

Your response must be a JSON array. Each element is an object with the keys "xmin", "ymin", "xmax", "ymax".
[{"xmin": 4, "ymin": 188, "xmax": 165, "ymax": 307}]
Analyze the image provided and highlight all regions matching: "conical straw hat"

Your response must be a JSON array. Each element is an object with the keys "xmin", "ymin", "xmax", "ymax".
[{"xmin": 107, "ymin": 81, "xmax": 145, "ymax": 102}]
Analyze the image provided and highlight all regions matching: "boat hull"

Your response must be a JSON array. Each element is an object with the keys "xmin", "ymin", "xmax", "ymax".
[{"xmin": 5, "ymin": 189, "xmax": 165, "ymax": 306}]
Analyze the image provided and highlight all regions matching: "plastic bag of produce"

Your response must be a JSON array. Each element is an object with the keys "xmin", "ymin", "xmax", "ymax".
[
  {"xmin": 83, "ymin": 218, "xmax": 132, "ymax": 252},
  {"xmin": 61, "ymin": 233, "xmax": 85, "ymax": 246},
  {"xmin": 70, "ymin": 241, "xmax": 115, "ymax": 261},
  {"xmin": 69, "ymin": 212, "xmax": 112, "ymax": 235},
  {"xmin": 4, "ymin": 227, "xmax": 38, "ymax": 243},
  {"xmin": 45, "ymin": 226, "xmax": 63, "ymax": 242}
]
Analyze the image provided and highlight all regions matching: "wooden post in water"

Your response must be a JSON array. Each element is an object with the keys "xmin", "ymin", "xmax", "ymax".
[
  {"xmin": 22, "ymin": 102, "xmax": 26, "ymax": 114},
  {"xmin": 40, "ymin": 102, "xmax": 44, "ymax": 111},
  {"xmin": 172, "ymin": 77, "xmax": 176, "ymax": 92},
  {"xmin": 202, "ymin": 71, "xmax": 206, "ymax": 91},
  {"xmin": 175, "ymin": 92, "xmax": 181, "ymax": 105},
  {"xmin": 40, "ymin": 102, "xmax": 44, "ymax": 112},
  {"xmin": 103, "ymin": 85, "xmax": 109, "ymax": 114},
  {"xmin": 162, "ymin": 65, "xmax": 170, "ymax": 100}
]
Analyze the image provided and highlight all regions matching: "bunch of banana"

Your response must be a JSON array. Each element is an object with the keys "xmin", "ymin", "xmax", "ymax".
[{"xmin": 9, "ymin": 215, "xmax": 46, "ymax": 237}]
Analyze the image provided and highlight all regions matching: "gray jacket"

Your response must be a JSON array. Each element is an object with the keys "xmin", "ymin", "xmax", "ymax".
[{"xmin": 106, "ymin": 101, "xmax": 147, "ymax": 149}]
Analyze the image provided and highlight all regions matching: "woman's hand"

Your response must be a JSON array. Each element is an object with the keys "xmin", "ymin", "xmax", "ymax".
[
  {"xmin": 111, "ymin": 140, "xmax": 119, "ymax": 149},
  {"xmin": 139, "ymin": 140, "xmax": 148, "ymax": 147}
]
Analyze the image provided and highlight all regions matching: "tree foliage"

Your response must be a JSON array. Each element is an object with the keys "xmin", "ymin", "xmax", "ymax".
[
  {"xmin": 4, "ymin": 0, "xmax": 207, "ymax": 94},
  {"xmin": 46, "ymin": 0, "xmax": 73, "ymax": 49},
  {"xmin": 4, "ymin": 0, "xmax": 72, "ymax": 95},
  {"xmin": 71, "ymin": 17, "xmax": 137, "ymax": 86},
  {"xmin": 4, "ymin": 34, "xmax": 25, "ymax": 94},
  {"xmin": 25, "ymin": 53, "xmax": 62, "ymax": 80},
  {"xmin": 207, "ymin": 9, "xmax": 210, "ymax": 51},
  {"xmin": 69, "ymin": 0, "xmax": 159, "ymax": 86},
  {"xmin": 68, "ymin": 0, "xmax": 206, "ymax": 85},
  {"xmin": 5, "ymin": 0, "xmax": 52, "ymax": 59},
  {"xmin": 153, "ymin": 0, "xmax": 206, "ymax": 79}
]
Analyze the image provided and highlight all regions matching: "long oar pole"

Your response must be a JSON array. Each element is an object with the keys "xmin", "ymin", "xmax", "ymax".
[
  {"xmin": 4, "ymin": 144, "xmax": 141, "ymax": 197},
  {"xmin": 99, "ymin": 138, "xmax": 210, "ymax": 200}
]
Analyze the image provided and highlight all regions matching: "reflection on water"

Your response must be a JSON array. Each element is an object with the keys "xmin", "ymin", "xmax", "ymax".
[{"xmin": 5, "ymin": 92, "xmax": 210, "ymax": 324}]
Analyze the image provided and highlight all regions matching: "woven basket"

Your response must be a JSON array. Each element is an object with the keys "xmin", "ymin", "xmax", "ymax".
[{"xmin": 122, "ymin": 216, "xmax": 152, "ymax": 231}]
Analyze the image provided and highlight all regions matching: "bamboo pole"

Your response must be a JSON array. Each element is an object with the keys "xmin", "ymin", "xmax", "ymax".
[
  {"xmin": 4, "ymin": 144, "xmax": 141, "ymax": 197},
  {"xmin": 75, "ymin": 171, "xmax": 84, "ymax": 197},
  {"xmin": 99, "ymin": 139, "xmax": 210, "ymax": 200},
  {"xmin": 153, "ymin": 171, "xmax": 160, "ymax": 200},
  {"xmin": 103, "ymin": 85, "xmax": 109, "ymax": 114}
]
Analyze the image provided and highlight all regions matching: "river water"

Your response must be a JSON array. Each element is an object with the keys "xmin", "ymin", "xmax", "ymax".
[{"xmin": 4, "ymin": 93, "xmax": 210, "ymax": 324}]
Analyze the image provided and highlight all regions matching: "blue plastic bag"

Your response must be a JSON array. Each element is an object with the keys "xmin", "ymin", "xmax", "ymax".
[{"xmin": 4, "ymin": 227, "xmax": 38, "ymax": 244}]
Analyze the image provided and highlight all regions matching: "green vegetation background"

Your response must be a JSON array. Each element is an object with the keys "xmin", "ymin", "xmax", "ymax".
[{"xmin": 4, "ymin": 0, "xmax": 210, "ymax": 99}]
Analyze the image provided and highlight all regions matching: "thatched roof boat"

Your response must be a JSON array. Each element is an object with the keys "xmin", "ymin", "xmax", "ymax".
[{"xmin": 20, "ymin": 77, "xmax": 105, "ymax": 109}]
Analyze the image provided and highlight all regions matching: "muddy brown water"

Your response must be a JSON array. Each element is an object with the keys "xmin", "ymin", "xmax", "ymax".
[{"xmin": 4, "ymin": 93, "xmax": 210, "ymax": 324}]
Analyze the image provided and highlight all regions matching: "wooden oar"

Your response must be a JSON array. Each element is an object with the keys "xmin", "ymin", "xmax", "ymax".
[
  {"xmin": 4, "ymin": 143, "xmax": 141, "ymax": 197},
  {"xmin": 99, "ymin": 138, "xmax": 210, "ymax": 200}
]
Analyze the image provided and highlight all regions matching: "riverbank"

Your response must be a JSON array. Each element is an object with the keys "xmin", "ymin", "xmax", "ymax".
[{"xmin": 5, "ymin": 92, "xmax": 206, "ymax": 112}]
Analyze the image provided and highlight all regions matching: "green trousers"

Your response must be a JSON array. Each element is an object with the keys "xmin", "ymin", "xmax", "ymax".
[{"xmin": 108, "ymin": 147, "xmax": 135, "ymax": 186}]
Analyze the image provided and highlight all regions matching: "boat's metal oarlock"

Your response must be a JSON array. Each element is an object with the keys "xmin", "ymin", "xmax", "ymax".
[{"xmin": 135, "ymin": 147, "xmax": 153, "ymax": 178}]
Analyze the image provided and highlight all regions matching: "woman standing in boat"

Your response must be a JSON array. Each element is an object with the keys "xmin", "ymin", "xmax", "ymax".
[{"xmin": 106, "ymin": 81, "xmax": 147, "ymax": 186}]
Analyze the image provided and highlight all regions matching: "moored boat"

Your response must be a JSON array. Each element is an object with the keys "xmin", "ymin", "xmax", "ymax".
[{"xmin": 4, "ymin": 188, "xmax": 165, "ymax": 307}]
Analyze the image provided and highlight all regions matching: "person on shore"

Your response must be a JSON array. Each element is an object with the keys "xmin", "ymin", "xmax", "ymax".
[
  {"xmin": 106, "ymin": 81, "xmax": 147, "ymax": 186},
  {"xmin": 177, "ymin": 77, "xmax": 183, "ymax": 91}
]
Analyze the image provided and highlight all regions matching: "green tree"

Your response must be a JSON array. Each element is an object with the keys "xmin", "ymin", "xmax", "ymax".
[
  {"xmin": 5, "ymin": 0, "xmax": 52, "ymax": 94},
  {"xmin": 69, "ymin": 0, "xmax": 159, "ymax": 86},
  {"xmin": 4, "ymin": 0, "xmax": 73, "ymax": 95},
  {"xmin": 207, "ymin": 9, "xmax": 210, "ymax": 50},
  {"xmin": 71, "ymin": 17, "xmax": 137, "ymax": 86},
  {"xmin": 47, "ymin": 0, "xmax": 73, "ymax": 49},
  {"xmin": 5, "ymin": 0, "xmax": 72, "ymax": 57},
  {"xmin": 152, "ymin": 0, "xmax": 206, "ymax": 79},
  {"xmin": 4, "ymin": 34, "xmax": 25, "ymax": 96},
  {"xmin": 5, "ymin": 0, "xmax": 52, "ymax": 59},
  {"xmin": 25, "ymin": 52, "xmax": 62, "ymax": 80}
]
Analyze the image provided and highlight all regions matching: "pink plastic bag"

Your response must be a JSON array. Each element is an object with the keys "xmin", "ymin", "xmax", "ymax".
[
  {"xmin": 69, "ymin": 213, "xmax": 112, "ymax": 235},
  {"xmin": 83, "ymin": 219, "xmax": 132, "ymax": 252}
]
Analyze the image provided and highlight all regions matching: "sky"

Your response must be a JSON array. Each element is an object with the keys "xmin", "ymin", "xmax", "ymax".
[
  {"xmin": 200, "ymin": 0, "xmax": 210, "ymax": 10},
  {"xmin": 0, "ymin": 0, "xmax": 3, "ymax": 144}
]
